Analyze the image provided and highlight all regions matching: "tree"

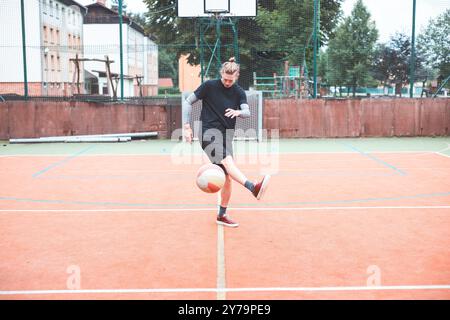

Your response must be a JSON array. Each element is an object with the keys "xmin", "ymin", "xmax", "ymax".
[
  {"xmin": 110, "ymin": 0, "xmax": 127, "ymax": 13},
  {"xmin": 373, "ymin": 33, "xmax": 427, "ymax": 96},
  {"xmin": 159, "ymin": 48, "xmax": 178, "ymax": 87},
  {"xmin": 142, "ymin": 0, "xmax": 343, "ymax": 89},
  {"xmin": 417, "ymin": 9, "xmax": 450, "ymax": 87},
  {"xmin": 256, "ymin": 0, "xmax": 343, "ymax": 74},
  {"xmin": 326, "ymin": 0, "xmax": 378, "ymax": 96},
  {"xmin": 127, "ymin": 12, "xmax": 147, "ymax": 28}
]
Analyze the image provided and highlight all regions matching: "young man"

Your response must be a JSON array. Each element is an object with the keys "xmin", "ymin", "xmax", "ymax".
[{"xmin": 183, "ymin": 57, "xmax": 270, "ymax": 228}]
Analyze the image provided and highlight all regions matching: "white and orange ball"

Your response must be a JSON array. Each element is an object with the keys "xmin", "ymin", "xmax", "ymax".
[{"xmin": 196, "ymin": 163, "xmax": 226, "ymax": 193}]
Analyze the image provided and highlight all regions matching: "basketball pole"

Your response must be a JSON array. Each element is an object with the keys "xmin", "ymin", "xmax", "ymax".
[
  {"xmin": 216, "ymin": 16, "xmax": 222, "ymax": 77},
  {"xmin": 199, "ymin": 16, "xmax": 239, "ymax": 82}
]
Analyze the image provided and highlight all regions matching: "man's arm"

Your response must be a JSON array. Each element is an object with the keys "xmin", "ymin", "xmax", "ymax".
[
  {"xmin": 182, "ymin": 93, "xmax": 199, "ymax": 143},
  {"xmin": 224, "ymin": 103, "xmax": 251, "ymax": 119},
  {"xmin": 239, "ymin": 103, "xmax": 251, "ymax": 118}
]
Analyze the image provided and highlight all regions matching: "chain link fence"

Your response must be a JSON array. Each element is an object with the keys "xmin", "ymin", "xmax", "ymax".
[{"xmin": 1, "ymin": 0, "xmax": 449, "ymax": 101}]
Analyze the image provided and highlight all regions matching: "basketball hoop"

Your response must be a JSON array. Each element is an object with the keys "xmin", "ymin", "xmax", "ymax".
[
  {"xmin": 206, "ymin": 10, "xmax": 229, "ymax": 20},
  {"xmin": 204, "ymin": 0, "xmax": 230, "ymax": 19}
]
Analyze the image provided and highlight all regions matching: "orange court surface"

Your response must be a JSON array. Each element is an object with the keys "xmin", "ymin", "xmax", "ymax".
[{"xmin": 0, "ymin": 137, "xmax": 449, "ymax": 300}]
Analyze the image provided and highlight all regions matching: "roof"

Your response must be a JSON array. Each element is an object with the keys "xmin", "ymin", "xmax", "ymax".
[
  {"xmin": 91, "ymin": 70, "xmax": 135, "ymax": 79},
  {"xmin": 84, "ymin": 2, "xmax": 146, "ymax": 36},
  {"xmin": 158, "ymin": 78, "xmax": 174, "ymax": 88},
  {"xmin": 59, "ymin": 0, "xmax": 87, "ymax": 14}
]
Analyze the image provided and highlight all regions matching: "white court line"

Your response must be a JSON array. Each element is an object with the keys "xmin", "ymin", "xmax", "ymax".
[
  {"xmin": 0, "ymin": 285, "xmax": 449, "ymax": 296},
  {"xmin": 216, "ymin": 193, "xmax": 226, "ymax": 300},
  {"xmin": 216, "ymin": 225, "xmax": 226, "ymax": 301},
  {"xmin": 1, "ymin": 206, "xmax": 450, "ymax": 213},
  {"xmin": 435, "ymin": 152, "xmax": 450, "ymax": 159}
]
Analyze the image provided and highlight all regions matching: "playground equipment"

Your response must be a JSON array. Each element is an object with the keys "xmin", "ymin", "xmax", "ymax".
[{"xmin": 252, "ymin": 61, "xmax": 312, "ymax": 99}]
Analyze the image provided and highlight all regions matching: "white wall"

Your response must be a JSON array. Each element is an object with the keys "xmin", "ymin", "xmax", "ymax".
[
  {"xmin": 144, "ymin": 37, "xmax": 158, "ymax": 86},
  {"xmin": 0, "ymin": 0, "xmax": 42, "ymax": 82},
  {"xmin": 83, "ymin": 23, "xmax": 132, "ymax": 96}
]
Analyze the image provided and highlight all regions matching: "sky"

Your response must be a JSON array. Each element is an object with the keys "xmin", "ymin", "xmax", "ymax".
[
  {"xmin": 78, "ymin": 0, "xmax": 448, "ymax": 43},
  {"xmin": 78, "ymin": 0, "xmax": 148, "ymax": 13},
  {"xmin": 342, "ymin": 0, "xmax": 448, "ymax": 42}
]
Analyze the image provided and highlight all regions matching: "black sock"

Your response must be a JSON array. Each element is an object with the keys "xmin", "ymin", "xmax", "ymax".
[
  {"xmin": 244, "ymin": 180, "xmax": 255, "ymax": 193},
  {"xmin": 218, "ymin": 206, "xmax": 227, "ymax": 217}
]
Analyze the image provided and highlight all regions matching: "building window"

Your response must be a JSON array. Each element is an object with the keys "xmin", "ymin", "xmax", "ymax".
[
  {"xmin": 55, "ymin": 4, "xmax": 59, "ymax": 19},
  {"xmin": 44, "ymin": 55, "xmax": 48, "ymax": 71},
  {"xmin": 57, "ymin": 56, "xmax": 61, "ymax": 72},
  {"xmin": 56, "ymin": 29, "xmax": 60, "ymax": 45},
  {"xmin": 51, "ymin": 55, "xmax": 55, "ymax": 71},
  {"xmin": 49, "ymin": 1, "xmax": 53, "ymax": 17},
  {"xmin": 49, "ymin": 28, "xmax": 54, "ymax": 44},
  {"xmin": 43, "ymin": 26, "xmax": 48, "ymax": 43}
]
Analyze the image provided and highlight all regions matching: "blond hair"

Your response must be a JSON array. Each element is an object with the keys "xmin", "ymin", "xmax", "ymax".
[{"xmin": 220, "ymin": 57, "xmax": 240, "ymax": 75}]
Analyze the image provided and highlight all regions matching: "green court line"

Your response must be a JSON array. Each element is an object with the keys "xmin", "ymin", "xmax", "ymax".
[
  {"xmin": 339, "ymin": 142, "xmax": 407, "ymax": 175},
  {"xmin": 32, "ymin": 146, "xmax": 96, "ymax": 178}
]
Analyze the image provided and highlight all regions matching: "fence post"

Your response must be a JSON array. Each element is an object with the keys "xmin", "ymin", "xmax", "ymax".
[
  {"xmin": 409, "ymin": 0, "xmax": 417, "ymax": 98},
  {"xmin": 119, "ymin": 0, "xmax": 124, "ymax": 101},
  {"xmin": 20, "ymin": 0, "xmax": 28, "ymax": 99},
  {"xmin": 313, "ymin": 0, "xmax": 320, "ymax": 98}
]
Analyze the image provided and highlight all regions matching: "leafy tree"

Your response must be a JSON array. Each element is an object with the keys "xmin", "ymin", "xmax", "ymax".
[
  {"xmin": 110, "ymin": 0, "xmax": 127, "ymax": 13},
  {"xmin": 142, "ymin": 0, "xmax": 343, "ymax": 89},
  {"xmin": 327, "ymin": 0, "xmax": 378, "ymax": 96},
  {"xmin": 256, "ymin": 0, "xmax": 343, "ymax": 74},
  {"xmin": 417, "ymin": 9, "xmax": 450, "ymax": 87},
  {"xmin": 373, "ymin": 33, "xmax": 427, "ymax": 96},
  {"xmin": 159, "ymin": 48, "xmax": 178, "ymax": 87},
  {"xmin": 127, "ymin": 12, "xmax": 147, "ymax": 28}
]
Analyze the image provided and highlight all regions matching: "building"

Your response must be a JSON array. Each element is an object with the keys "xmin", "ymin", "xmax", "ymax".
[
  {"xmin": 83, "ymin": 0, "xmax": 158, "ymax": 97},
  {"xmin": 0, "ymin": 0, "xmax": 87, "ymax": 96},
  {"xmin": 178, "ymin": 54, "xmax": 201, "ymax": 93}
]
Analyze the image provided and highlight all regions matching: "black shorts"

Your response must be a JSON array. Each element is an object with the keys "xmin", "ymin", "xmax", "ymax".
[{"xmin": 199, "ymin": 128, "xmax": 234, "ymax": 175}]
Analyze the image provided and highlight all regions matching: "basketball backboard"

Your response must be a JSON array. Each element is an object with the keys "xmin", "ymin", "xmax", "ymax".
[{"xmin": 177, "ymin": 0, "xmax": 257, "ymax": 18}]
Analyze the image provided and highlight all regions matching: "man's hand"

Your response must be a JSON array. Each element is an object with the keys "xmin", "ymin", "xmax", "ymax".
[
  {"xmin": 225, "ymin": 108, "xmax": 242, "ymax": 119},
  {"xmin": 183, "ymin": 123, "xmax": 193, "ymax": 144}
]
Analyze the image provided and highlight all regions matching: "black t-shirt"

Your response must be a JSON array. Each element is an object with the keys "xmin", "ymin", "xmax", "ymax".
[{"xmin": 194, "ymin": 79, "xmax": 247, "ymax": 131}]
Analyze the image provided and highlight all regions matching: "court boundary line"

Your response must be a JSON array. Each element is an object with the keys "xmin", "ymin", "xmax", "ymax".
[
  {"xmin": 1, "ymin": 191, "xmax": 450, "ymax": 209},
  {"xmin": 217, "ymin": 225, "xmax": 226, "ymax": 300},
  {"xmin": 435, "ymin": 152, "xmax": 450, "ymax": 159},
  {"xmin": 216, "ymin": 193, "xmax": 226, "ymax": 300},
  {"xmin": 1, "ymin": 284, "xmax": 449, "ymax": 296},
  {"xmin": 1, "ymin": 205, "xmax": 449, "ymax": 213}
]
